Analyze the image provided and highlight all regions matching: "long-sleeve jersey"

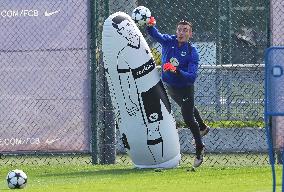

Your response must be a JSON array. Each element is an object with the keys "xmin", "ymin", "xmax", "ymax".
[{"xmin": 147, "ymin": 26, "xmax": 200, "ymax": 88}]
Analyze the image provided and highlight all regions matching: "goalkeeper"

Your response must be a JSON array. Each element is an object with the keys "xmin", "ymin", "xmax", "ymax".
[{"xmin": 146, "ymin": 18, "xmax": 209, "ymax": 167}]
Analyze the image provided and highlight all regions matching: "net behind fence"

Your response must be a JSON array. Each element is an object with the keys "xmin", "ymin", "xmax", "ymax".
[{"xmin": 1, "ymin": 0, "xmax": 271, "ymax": 167}]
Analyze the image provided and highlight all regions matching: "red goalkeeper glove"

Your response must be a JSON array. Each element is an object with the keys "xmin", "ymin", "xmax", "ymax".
[
  {"xmin": 163, "ymin": 62, "xmax": 177, "ymax": 73},
  {"xmin": 163, "ymin": 63, "xmax": 171, "ymax": 71},
  {"xmin": 147, "ymin": 16, "xmax": 156, "ymax": 27}
]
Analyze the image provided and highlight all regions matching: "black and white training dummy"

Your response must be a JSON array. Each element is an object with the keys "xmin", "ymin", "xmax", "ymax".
[{"xmin": 102, "ymin": 12, "xmax": 180, "ymax": 168}]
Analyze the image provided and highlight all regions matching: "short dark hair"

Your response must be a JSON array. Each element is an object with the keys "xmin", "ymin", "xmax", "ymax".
[{"xmin": 177, "ymin": 20, "xmax": 192, "ymax": 28}]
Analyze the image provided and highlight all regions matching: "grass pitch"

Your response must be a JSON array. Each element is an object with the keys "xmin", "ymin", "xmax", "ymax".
[{"xmin": 0, "ymin": 164, "xmax": 281, "ymax": 192}]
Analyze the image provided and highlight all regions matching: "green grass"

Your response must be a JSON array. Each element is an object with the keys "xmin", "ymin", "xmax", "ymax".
[
  {"xmin": 206, "ymin": 120, "xmax": 265, "ymax": 128},
  {"xmin": 0, "ymin": 164, "xmax": 282, "ymax": 192},
  {"xmin": 177, "ymin": 120, "xmax": 265, "ymax": 128}
]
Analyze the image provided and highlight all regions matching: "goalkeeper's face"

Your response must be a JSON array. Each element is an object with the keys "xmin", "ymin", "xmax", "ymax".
[{"xmin": 176, "ymin": 24, "xmax": 192, "ymax": 44}]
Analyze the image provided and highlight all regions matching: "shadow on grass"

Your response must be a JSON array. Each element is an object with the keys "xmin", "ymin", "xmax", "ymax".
[{"xmin": 39, "ymin": 167, "xmax": 166, "ymax": 178}]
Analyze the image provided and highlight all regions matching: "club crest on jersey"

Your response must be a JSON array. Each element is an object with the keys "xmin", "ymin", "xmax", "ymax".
[
  {"xmin": 170, "ymin": 57, "xmax": 179, "ymax": 66},
  {"xmin": 181, "ymin": 51, "xmax": 187, "ymax": 56}
]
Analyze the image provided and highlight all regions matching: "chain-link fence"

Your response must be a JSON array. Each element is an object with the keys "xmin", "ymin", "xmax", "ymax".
[
  {"xmin": 96, "ymin": 0, "xmax": 270, "ymax": 166},
  {"xmin": 0, "ymin": 0, "xmax": 276, "ymax": 167},
  {"xmin": 0, "ymin": 0, "xmax": 93, "ymax": 164}
]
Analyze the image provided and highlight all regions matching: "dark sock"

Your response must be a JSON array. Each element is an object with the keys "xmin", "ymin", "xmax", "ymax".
[
  {"xmin": 199, "ymin": 123, "xmax": 207, "ymax": 131},
  {"xmin": 187, "ymin": 123, "xmax": 203, "ymax": 148}
]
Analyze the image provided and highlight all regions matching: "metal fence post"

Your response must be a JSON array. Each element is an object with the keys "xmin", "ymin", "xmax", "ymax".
[
  {"xmin": 98, "ymin": 0, "xmax": 116, "ymax": 164},
  {"xmin": 90, "ymin": 0, "xmax": 99, "ymax": 165},
  {"xmin": 218, "ymin": 0, "xmax": 232, "ymax": 64}
]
